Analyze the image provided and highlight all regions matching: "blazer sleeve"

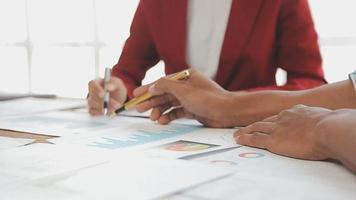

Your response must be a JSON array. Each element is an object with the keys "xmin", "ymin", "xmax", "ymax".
[
  {"xmin": 111, "ymin": 0, "xmax": 160, "ymax": 98},
  {"xmin": 250, "ymin": 0, "xmax": 326, "ymax": 91}
]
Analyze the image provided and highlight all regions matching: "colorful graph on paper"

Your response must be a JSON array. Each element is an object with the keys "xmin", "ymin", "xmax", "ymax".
[
  {"xmin": 162, "ymin": 140, "xmax": 218, "ymax": 152},
  {"xmin": 88, "ymin": 125, "xmax": 201, "ymax": 149}
]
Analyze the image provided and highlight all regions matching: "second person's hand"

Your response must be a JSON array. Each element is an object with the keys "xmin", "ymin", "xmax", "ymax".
[{"xmin": 133, "ymin": 69, "xmax": 238, "ymax": 128}]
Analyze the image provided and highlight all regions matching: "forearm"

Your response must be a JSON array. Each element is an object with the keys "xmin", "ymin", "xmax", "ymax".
[
  {"xmin": 225, "ymin": 80, "xmax": 356, "ymax": 126},
  {"xmin": 295, "ymin": 80, "xmax": 356, "ymax": 109},
  {"xmin": 247, "ymin": 78, "xmax": 326, "ymax": 92},
  {"xmin": 226, "ymin": 90, "xmax": 300, "ymax": 126},
  {"xmin": 315, "ymin": 110, "xmax": 356, "ymax": 173}
]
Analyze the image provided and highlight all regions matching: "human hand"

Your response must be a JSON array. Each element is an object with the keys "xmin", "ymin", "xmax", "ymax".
[
  {"xmin": 133, "ymin": 69, "xmax": 236, "ymax": 127},
  {"xmin": 87, "ymin": 77, "xmax": 127, "ymax": 116},
  {"xmin": 234, "ymin": 105, "xmax": 332, "ymax": 160}
]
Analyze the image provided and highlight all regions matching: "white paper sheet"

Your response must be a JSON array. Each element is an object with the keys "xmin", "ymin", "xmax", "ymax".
[
  {"xmin": 0, "ymin": 136, "xmax": 34, "ymax": 150},
  {"xmin": 179, "ymin": 146, "xmax": 356, "ymax": 200},
  {"xmin": 0, "ymin": 97, "xmax": 85, "ymax": 118},
  {"xmin": 141, "ymin": 128, "xmax": 240, "ymax": 159},
  {"xmin": 0, "ymin": 111, "xmax": 119, "ymax": 136},
  {"xmin": 44, "ymin": 111, "xmax": 240, "ymax": 157},
  {"xmin": 0, "ymin": 144, "xmax": 110, "ymax": 190},
  {"xmin": 0, "ymin": 144, "xmax": 233, "ymax": 200},
  {"xmin": 0, "ymin": 110, "xmax": 240, "ymax": 159}
]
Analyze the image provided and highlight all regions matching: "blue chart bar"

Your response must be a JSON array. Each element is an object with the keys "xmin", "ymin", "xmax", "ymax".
[{"xmin": 88, "ymin": 125, "xmax": 201, "ymax": 149}]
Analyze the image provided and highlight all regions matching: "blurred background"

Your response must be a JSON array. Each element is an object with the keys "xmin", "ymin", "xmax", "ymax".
[{"xmin": 0, "ymin": 0, "xmax": 355, "ymax": 98}]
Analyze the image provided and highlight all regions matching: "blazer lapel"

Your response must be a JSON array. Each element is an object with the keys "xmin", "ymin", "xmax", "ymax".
[
  {"xmin": 161, "ymin": 0, "xmax": 189, "ymax": 71},
  {"xmin": 215, "ymin": 0, "xmax": 264, "ymax": 87}
]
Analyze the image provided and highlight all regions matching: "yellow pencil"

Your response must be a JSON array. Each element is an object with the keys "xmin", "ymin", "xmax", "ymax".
[{"xmin": 110, "ymin": 70, "xmax": 190, "ymax": 118}]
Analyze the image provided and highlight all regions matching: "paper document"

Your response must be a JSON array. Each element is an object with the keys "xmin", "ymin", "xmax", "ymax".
[
  {"xmin": 0, "ymin": 97, "xmax": 85, "ymax": 118},
  {"xmin": 141, "ymin": 127, "xmax": 240, "ymax": 159},
  {"xmin": 0, "ymin": 144, "xmax": 110, "ymax": 190},
  {"xmin": 0, "ymin": 111, "xmax": 200, "ymax": 138},
  {"xmin": 178, "ymin": 146, "xmax": 356, "ymax": 200},
  {"xmin": 1, "ymin": 144, "xmax": 233, "ymax": 200},
  {"xmin": 0, "ymin": 111, "xmax": 239, "ymax": 158},
  {"xmin": 0, "ymin": 136, "xmax": 34, "ymax": 150},
  {"xmin": 43, "ymin": 112, "xmax": 240, "ymax": 157}
]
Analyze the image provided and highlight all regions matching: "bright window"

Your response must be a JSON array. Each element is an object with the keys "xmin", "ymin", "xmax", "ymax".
[
  {"xmin": 0, "ymin": 0, "xmax": 355, "ymax": 97},
  {"xmin": 309, "ymin": 0, "xmax": 356, "ymax": 83}
]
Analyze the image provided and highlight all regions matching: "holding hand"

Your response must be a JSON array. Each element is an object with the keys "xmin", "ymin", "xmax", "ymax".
[
  {"xmin": 133, "ymin": 69, "xmax": 238, "ymax": 128},
  {"xmin": 87, "ymin": 77, "xmax": 127, "ymax": 116}
]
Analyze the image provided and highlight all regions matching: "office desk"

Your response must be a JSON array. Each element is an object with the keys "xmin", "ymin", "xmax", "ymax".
[{"xmin": 0, "ymin": 129, "xmax": 53, "ymax": 144}]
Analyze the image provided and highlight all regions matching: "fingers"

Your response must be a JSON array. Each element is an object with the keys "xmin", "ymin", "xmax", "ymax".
[
  {"xmin": 87, "ymin": 96, "xmax": 103, "ymax": 115},
  {"xmin": 106, "ymin": 78, "xmax": 124, "ymax": 92},
  {"xmin": 150, "ymin": 78, "xmax": 187, "ymax": 98},
  {"xmin": 136, "ymin": 94, "xmax": 178, "ymax": 113},
  {"xmin": 107, "ymin": 98, "xmax": 123, "ymax": 114},
  {"xmin": 88, "ymin": 77, "xmax": 127, "ymax": 116},
  {"xmin": 157, "ymin": 107, "xmax": 190, "ymax": 125},
  {"xmin": 235, "ymin": 122, "xmax": 276, "ymax": 136},
  {"xmin": 88, "ymin": 79, "xmax": 104, "ymax": 99},
  {"xmin": 108, "ymin": 78, "xmax": 128, "ymax": 105},
  {"xmin": 133, "ymin": 84, "xmax": 152, "ymax": 97},
  {"xmin": 233, "ymin": 121, "xmax": 277, "ymax": 149},
  {"xmin": 88, "ymin": 96, "xmax": 122, "ymax": 116},
  {"xmin": 150, "ymin": 104, "xmax": 173, "ymax": 121},
  {"xmin": 88, "ymin": 79, "xmax": 104, "ymax": 116},
  {"xmin": 262, "ymin": 115, "xmax": 279, "ymax": 122},
  {"xmin": 235, "ymin": 132, "xmax": 272, "ymax": 149}
]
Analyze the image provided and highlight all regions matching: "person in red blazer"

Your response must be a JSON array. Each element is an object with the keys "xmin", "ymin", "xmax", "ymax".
[{"xmin": 88, "ymin": 0, "xmax": 326, "ymax": 116}]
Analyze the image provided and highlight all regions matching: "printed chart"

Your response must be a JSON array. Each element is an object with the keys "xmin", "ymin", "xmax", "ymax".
[
  {"xmin": 163, "ymin": 140, "xmax": 218, "ymax": 152},
  {"xmin": 193, "ymin": 147, "xmax": 268, "ymax": 169},
  {"xmin": 238, "ymin": 152, "xmax": 266, "ymax": 159},
  {"xmin": 88, "ymin": 125, "xmax": 201, "ymax": 149},
  {"xmin": 210, "ymin": 160, "xmax": 238, "ymax": 166}
]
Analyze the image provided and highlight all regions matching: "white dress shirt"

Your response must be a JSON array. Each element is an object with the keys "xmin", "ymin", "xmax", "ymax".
[{"xmin": 187, "ymin": 0, "xmax": 233, "ymax": 78}]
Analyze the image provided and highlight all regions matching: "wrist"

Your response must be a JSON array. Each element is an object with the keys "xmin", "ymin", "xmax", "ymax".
[
  {"xmin": 314, "ymin": 116, "xmax": 336, "ymax": 160},
  {"xmin": 212, "ymin": 91, "xmax": 240, "ymax": 127},
  {"xmin": 221, "ymin": 92, "xmax": 251, "ymax": 126}
]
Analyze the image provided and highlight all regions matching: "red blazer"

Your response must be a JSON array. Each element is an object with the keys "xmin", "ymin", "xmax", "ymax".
[{"xmin": 112, "ymin": 0, "xmax": 326, "ymax": 98}]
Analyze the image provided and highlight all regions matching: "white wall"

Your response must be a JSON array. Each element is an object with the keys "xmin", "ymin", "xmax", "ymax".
[{"xmin": 0, "ymin": 0, "xmax": 355, "ymax": 98}]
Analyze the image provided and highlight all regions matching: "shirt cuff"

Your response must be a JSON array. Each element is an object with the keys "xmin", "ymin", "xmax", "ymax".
[{"xmin": 349, "ymin": 71, "xmax": 356, "ymax": 92}]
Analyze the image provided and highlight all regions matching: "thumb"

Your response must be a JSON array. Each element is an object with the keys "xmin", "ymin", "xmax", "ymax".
[{"xmin": 106, "ymin": 77, "xmax": 124, "ymax": 92}]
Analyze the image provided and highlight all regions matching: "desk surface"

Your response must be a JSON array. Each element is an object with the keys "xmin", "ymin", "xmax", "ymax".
[
  {"xmin": 0, "ymin": 129, "xmax": 53, "ymax": 144},
  {"xmin": 1, "ymin": 113, "xmax": 355, "ymax": 199}
]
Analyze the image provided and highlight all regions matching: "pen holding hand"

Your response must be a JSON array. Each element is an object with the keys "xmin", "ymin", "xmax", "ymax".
[
  {"xmin": 133, "ymin": 69, "xmax": 236, "ymax": 128},
  {"xmin": 87, "ymin": 69, "xmax": 128, "ymax": 116},
  {"xmin": 110, "ymin": 70, "xmax": 191, "ymax": 117}
]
